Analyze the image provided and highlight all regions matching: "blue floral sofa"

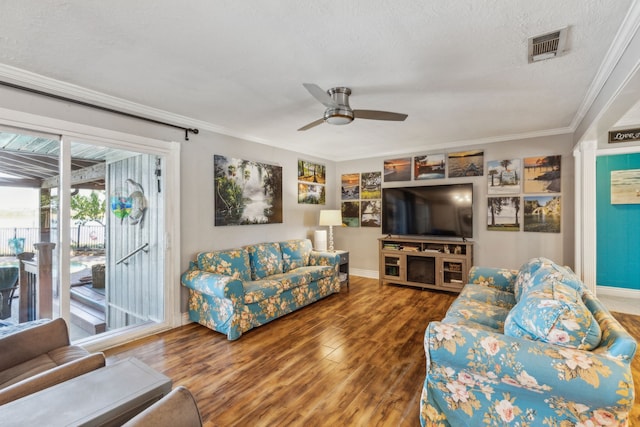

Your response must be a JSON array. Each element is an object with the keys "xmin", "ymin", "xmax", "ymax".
[
  {"xmin": 181, "ymin": 239, "xmax": 340, "ymax": 340},
  {"xmin": 420, "ymin": 257, "xmax": 637, "ymax": 426}
]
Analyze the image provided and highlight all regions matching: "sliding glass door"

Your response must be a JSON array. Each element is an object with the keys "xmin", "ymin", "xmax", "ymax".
[{"xmin": 0, "ymin": 124, "xmax": 175, "ymax": 345}]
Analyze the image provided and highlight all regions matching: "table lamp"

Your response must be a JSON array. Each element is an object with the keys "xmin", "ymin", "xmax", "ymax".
[{"xmin": 319, "ymin": 209, "xmax": 342, "ymax": 252}]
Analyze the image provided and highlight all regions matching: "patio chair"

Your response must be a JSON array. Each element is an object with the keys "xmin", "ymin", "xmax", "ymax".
[{"xmin": 0, "ymin": 266, "xmax": 18, "ymax": 320}]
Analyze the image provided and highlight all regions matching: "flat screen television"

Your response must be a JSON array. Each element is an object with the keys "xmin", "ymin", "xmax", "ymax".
[{"xmin": 382, "ymin": 183, "xmax": 473, "ymax": 238}]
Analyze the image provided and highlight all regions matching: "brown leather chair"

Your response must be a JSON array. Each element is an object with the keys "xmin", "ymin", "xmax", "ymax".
[
  {"xmin": 123, "ymin": 386, "xmax": 203, "ymax": 427},
  {"xmin": 0, "ymin": 318, "xmax": 105, "ymax": 405}
]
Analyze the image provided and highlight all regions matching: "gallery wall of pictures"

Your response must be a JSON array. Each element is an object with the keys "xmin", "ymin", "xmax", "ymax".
[
  {"xmin": 377, "ymin": 149, "xmax": 560, "ymax": 234},
  {"xmin": 298, "ymin": 159, "xmax": 326, "ymax": 204},
  {"xmin": 340, "ymin": 172, "xmax": 382, "ymax": 227},
  {"xmin": 486, "ymin": 155, "xmax": 561, "ymax": 233}
]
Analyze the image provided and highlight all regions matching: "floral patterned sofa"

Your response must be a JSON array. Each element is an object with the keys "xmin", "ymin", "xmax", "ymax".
[
  {"xmin": 420, "ymin": 257, "xmax": 637, "ymax": 426},
  {"xmin": 181, "ymin": 239, "xmax": 340, "ymax": 340}
]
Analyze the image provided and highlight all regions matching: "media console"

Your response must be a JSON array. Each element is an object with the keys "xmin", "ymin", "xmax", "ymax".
[{"xmin": 378, "ymin": 237, "xmax": 473, "ymax": 292}]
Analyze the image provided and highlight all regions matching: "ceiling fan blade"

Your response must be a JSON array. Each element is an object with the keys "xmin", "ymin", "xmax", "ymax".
[
  {"xmin": 353, "ymin": 110, "xmax": 408, "ymax": 121},
  {"xmin": 298, "ymin": 118, "xmax": 325, "ymax": 131},
  {"xmin": 303, "ymin": 83, "xmax": 338, "ymax": 108}
]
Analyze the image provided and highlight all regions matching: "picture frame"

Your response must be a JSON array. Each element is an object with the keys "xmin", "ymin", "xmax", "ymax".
[
  {"xmin": 487, "ymin": 159, "xmax": 521, "ymax": 194},
  {"xmin": 523, "ymin": 196, "xmax": 561, "ymax": 232},
  {"xmin": 414, "ymin": 154, "xmax": 445, "ymax": 180},
  {"xmin": 487, "ymin": 196, "xmax": 521, "ymax": 231},
  {"xmin": 383, "ymin": 158, "xmax": 411, "ymax": 182},
  {"xmin": 523, "ymin": 155, "xmax": 561, "ymax": 193},
  {"xmin": 214, "ymin": 155, "xmax": 282, "ymax": 226},
  {"xmin": 447, "ymin": 150, "xmax": 484, "ymax": 177}
]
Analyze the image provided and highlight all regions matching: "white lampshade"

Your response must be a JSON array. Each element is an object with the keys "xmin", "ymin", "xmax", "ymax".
[{"xmin": 319, "ymin": 210, "xmax": 342, "ymax": 226}]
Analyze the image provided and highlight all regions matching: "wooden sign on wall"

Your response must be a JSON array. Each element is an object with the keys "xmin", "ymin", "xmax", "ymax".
[{"xmin": 609, "ymin": 128, "xmax": 640, "ymax": 144}]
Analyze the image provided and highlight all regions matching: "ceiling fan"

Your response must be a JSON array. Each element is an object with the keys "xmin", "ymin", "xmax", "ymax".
[{"xmin": 298, "ymin": 83, "xmax": 408, "ymax": 131}]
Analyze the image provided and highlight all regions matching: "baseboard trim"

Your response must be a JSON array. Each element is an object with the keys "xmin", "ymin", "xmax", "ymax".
[
  {"xmin": 351, "ymin": 268, "xmax": 378, "ymax": 279},
  {"xmin": 596, "ymin": 285, "xmax": 640, "ymax": 299}
]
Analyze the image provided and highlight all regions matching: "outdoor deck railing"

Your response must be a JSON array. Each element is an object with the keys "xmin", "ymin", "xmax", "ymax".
[
  {"xmin": 18, "ymin": 243, "xmax": 55, "ymax": 322},
  {"xmin": 0, "ymin": 226, "xmax": 105, "ymax": 256}
]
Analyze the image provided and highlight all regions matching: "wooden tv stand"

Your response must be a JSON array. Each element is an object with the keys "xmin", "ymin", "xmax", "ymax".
[{"xmin": 379, "ymin": 237, "xmax": 473, "ymax": 292}]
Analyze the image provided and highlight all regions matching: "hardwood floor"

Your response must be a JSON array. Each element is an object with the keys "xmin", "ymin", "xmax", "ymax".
[{"xmin": 105, "ymin": 277, "xmax": 640, "ymax": 427}]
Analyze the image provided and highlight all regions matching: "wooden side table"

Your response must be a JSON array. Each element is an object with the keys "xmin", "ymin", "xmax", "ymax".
[
  {"xmin": 0, "ymin": 357, "xmax": 172, "ymax": 426},
  {"xmin": 335, "ymin": 250, "xmax": 349, "ymax": 289}
]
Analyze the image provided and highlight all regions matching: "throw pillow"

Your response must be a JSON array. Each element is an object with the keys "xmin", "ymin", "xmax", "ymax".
[
  {"xmin": 280, "ymin": 239, "xmax": 312, "ymax": 272},
  {"xmin": 246, "ymin": 243, "xmax": 284, "ymax": 280},
  {"xmin": 504, "ymin": 280, "xmax": 602, "ymax": 350},
  {"xmin": 197, "ymin": 249, "xmax": 251, "ymax": 282}
]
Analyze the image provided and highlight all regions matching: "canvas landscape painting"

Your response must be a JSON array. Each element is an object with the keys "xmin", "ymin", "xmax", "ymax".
[
  {"xmin": 611, "ymin": 169, "xmax": 640, "ymax": 204},
  {"xmin": 524, "ymin": 155, "xmax": 561, "ymax": 193},
  {"xmin": 448, "ymin": 150, "xmax": 484, "ymax": 177},
  {"xmin": 341, "ymin": 201, "xmax": 360, "ymax": 227},
  {"xmin": 361, "ymin": 200, "xmax": 381, "ymax": 227},
  {"xmin": 298, "ymin": 183, "xmax": 325, "ymax": 204},
  {"xmin": 487, "ymin": 159, "xmax": 521, "ymax": 194},
  {"xmin": 523, "ymin": 196, "xmax": 561, "ymax": 232},
  {"xmin": 487, "ymin": 196, "xmax": 520, "ymax": 231},
  {"xmin": 414, "ymin": 154, "xmax": 445, "ymax": 180},
  {"xmin": 214, "ymin": 155, "xmax": 283, "ymax": 226},
  {"xmin": 361, "ymin": 172, "xmax": 382, "ymax": 199},
  {"xmin": 298, "ymin": 160, "xmax": 326, "ymax": 184},
  {"xmin": 384, "ymin": 158, "xmax": 411, "ymax": 182},
  {"xmin": 341, "ymin": 173, "xmax": 360, "ymax": 200}
]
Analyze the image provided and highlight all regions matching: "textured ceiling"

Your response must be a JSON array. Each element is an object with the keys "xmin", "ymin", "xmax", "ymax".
[{"xmin": 0, "ymin": 1, "xmax": 637, "ymax": 160}]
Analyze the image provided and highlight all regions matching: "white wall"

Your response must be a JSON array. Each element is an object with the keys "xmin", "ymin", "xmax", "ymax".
[
  {"xmin": 0, "ymin": 85, "xmax": 575, "ymax": 305},
  {"xmin": 335, "ymin": 134, "xmax": 575, "ymax": 275},
  {"xmin": 179, "ymin": 131, "xmax": 335, "ymax": 264}
]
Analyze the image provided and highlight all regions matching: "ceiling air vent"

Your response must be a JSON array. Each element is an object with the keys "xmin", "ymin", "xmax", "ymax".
[{"xmin": 528, "ymin": 26, "xmax": 569, "ymax": 63}]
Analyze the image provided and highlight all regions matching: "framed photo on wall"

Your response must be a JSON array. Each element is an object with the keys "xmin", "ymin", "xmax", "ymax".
[
  {"xmin": 523, "ymin": 155, "xmax": 561, "ymax": 193},
  {"xmin": 383, "ymin": 158, "xmax": 411, "ymax": 182},
  {"xmin": 414, "ymin": 154, "xmax": 445, "ymax": 180},
  {"xmin": 361, "ymin": 172, "xmax": 381, "ymax": 199},
  {"xmin": 523, "ymin": 196, "xmax": 561, "ymax": 232},
  {"xmin": 341, "ymin": 173, "xmax": 360, "ymax": 200},
  {"xmin": 214, "ymin": 155, "xmax": 282, "ymax": 226},
  {"xmin": 487, "ymin": 159, "xmax": 521, "ymax": 194},
  {"xmin": 341, "ymin": 201, "xmax": 360, "ymax": 227},
  {"xmin": 487, "ymin": 196, "xmax": 521, "ymax": 231},
  {"xmin": 448, "ymin": 150, "xmax": 484, "ymax": 177}
]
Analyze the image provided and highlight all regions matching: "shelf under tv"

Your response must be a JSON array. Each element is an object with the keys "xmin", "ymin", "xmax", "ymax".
[{"xmin": 378, "ymin": 236, "xmax": 473, "ymax": 293}]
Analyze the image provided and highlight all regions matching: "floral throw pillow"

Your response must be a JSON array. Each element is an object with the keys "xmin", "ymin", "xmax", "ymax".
[
  {"xmin": 280, "ymin": 239, "xmax": 312, "ymax": 272},
  {"xmin": 505, "ymin": 280, "xmax": 601, "ymax": 350},
  {"xmin": 197, "ymin": 249, "xmax": 251, "ymax": 282},
  {"xmin": 245, "ymin": 243, "xmax": 284, "ymax": 280}
]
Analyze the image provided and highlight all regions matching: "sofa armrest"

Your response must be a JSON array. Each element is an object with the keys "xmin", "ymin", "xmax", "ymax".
[
  {"xmin": 0, "ymin": 352, "xmax": 106, "ymax": 405},
  {"xmin": 181, "ymin": 269, "xmax": 244, "ymax": 301},
  {"xmin": 425, "ymin": 322, "xmax": 635, "ymax": 411},
  {"xmin": 0, "ymin": 318, "xmax": 70, "ymax": 372},
  {"xmin": 308, "ymin": 251, "xmax": 339, "ymax": 270},
  {"xmin": 467, "ymin": 266, "xmax": 518, "ymax": 293}
]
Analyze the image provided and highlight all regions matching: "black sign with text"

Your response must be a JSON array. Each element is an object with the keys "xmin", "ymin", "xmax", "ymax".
[{"xmin": 609, "ymin": 128, "xmax": 640, "ymax": 143}]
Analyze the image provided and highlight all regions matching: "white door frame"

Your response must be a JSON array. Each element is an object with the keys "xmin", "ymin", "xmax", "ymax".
[{"xmin": 0, "ymin": 106, "xmax": 181, "ymax": 351}]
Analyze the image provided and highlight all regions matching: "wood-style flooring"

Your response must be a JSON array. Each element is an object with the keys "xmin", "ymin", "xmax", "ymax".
[{"xmin": 105, "ymin": 277, "xmax": 640, "ymax": 427}]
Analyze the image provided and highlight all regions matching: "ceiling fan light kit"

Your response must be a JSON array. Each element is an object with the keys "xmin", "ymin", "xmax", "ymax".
[{"xmin": 299, "ymin": 83, "xmax": 407, "ymax": 131}]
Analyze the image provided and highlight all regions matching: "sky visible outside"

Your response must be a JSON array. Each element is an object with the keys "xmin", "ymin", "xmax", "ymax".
[{"xmin": 0, "ymin": 187, "xmax": 39, "ymax": 227}]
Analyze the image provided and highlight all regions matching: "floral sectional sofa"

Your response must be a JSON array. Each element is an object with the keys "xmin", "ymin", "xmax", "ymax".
[
  {"xmin": 181, "ymin": 239, "xmax": 340, "ymax": 340},
  {"xmin": 420, "ymin": 257, "xmax": 637, "ymax": 426}
]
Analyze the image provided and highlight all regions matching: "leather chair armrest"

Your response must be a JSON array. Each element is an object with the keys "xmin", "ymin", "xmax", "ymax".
[
  {"xmin": 0, "ymin": 352, "xmax": 105, "ymax": 405},
  {"xmin": 123, "ymin": 386, "xmax": 202, "ymax": 427},
  {"xmin": 0, "ymin": 319, "xmax": 71, "ymax": 372}
]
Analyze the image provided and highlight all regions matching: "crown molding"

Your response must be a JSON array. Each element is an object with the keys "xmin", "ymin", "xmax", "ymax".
[
  {"xmin": 0, "ymin": 63, "xmax": 272, "ymax": 145},
  {"xmin": 570, "ymin": 0, "xmax": 640, "ymax": 132},
  {"xmin": 335, "ymin": 126, "xmax": 574, "ymax": 162}
]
